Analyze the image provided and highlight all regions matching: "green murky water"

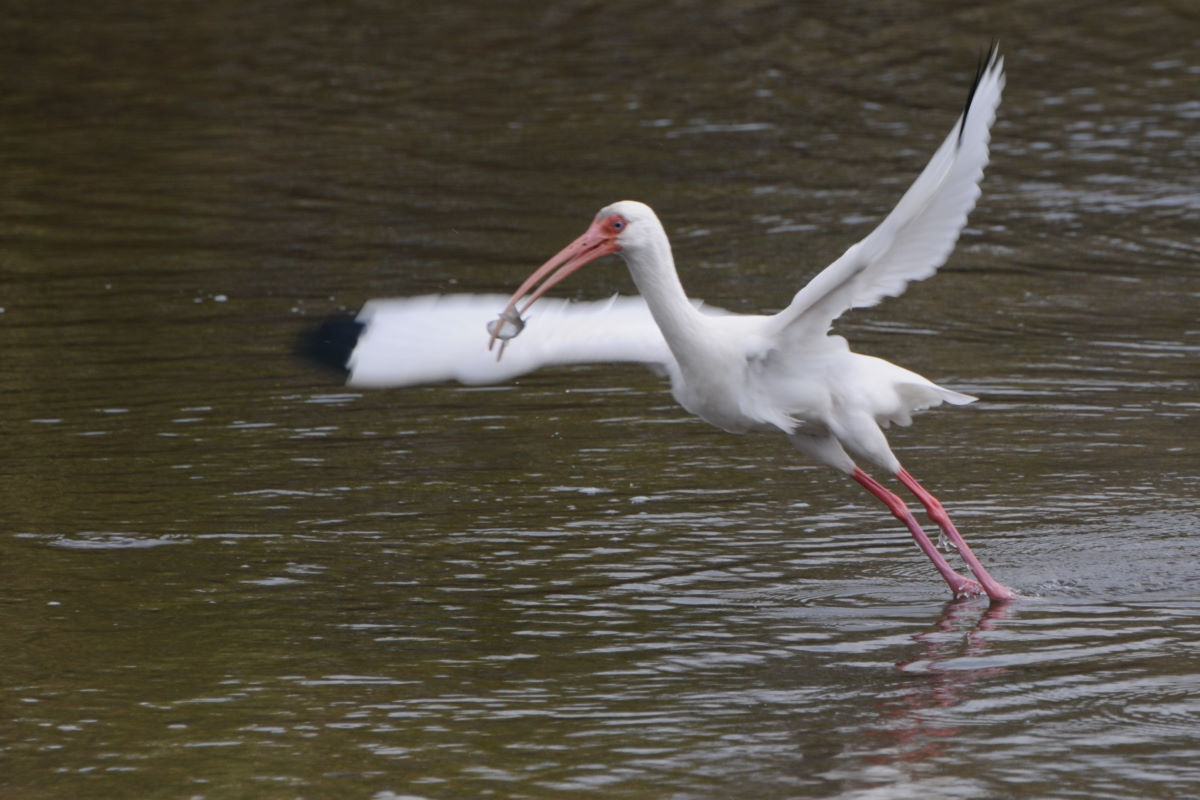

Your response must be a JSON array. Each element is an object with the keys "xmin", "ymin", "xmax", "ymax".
[{"xmin": 2, "ymin": 2, "xmax": 1197, "ymax": 798}]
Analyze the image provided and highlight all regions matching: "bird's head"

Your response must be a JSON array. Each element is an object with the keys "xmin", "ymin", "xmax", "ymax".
[
  {"xmin": 592, "ymin": 200, "xmax": 660, "ymax": 254},
  {"xmin": 486, "ymin": 200, "xmax": 658, "ymax": 353}
]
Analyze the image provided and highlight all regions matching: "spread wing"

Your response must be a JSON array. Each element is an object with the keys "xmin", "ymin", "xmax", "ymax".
[
  {"xmin": 765, "ymin": 44, "xmax": 1004, "ymax": 343},
  {"xmin": 303, "ymin": 294, "xmax": 706, "ymax": 388}
]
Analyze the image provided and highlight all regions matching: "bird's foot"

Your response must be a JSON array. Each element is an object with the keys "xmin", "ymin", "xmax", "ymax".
[
  {"xmin": 950, "ymin": 578, "xmax": 985, "ymax": 598},
  {"xmin": 952, "ymin": 577, "xmax": 1019, "ymax": 604},
  {"xmin": 984, "ymin": 582, "xmax": 1019, "ymax": 603}
]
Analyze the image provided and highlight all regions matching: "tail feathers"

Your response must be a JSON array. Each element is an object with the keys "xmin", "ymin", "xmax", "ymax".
[
  {"xmin": 296, "ymin": 312, "xmax": 364, "ymax": 377},
  {"xmin": 937, "ymin": 387, "xmax": 978, "ymax": 406},
  {"xmin": 884, "ymin": 382, "xmax": 977, "ymax": 428}
]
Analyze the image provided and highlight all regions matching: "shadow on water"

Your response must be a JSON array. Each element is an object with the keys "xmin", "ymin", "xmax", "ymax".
[{"xmin": 2, "ymin": 0, "xmax": 1198, "ymax": 798}]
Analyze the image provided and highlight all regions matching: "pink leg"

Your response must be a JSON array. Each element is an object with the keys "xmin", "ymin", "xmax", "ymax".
[
  {"xmin": 896, "ymin": 468, "xmax": 1016, "ymax": 603},
  {"xmin": 851, "ymin": 468, "xmax": 984, "ymax": 598}
]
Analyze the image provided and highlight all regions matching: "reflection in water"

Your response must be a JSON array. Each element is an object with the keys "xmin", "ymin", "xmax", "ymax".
[{"xmin": 874, "ymin": 603, "xmax": 1013, "ymax": 768}]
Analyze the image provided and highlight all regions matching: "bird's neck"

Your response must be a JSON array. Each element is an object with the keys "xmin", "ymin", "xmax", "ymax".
[{"xmin": 621, "ymin": 230, "xmax": 710, "ymax": 366}]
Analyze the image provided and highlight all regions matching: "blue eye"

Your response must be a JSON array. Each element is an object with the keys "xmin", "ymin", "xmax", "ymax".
[{"xmin": 612, "ymin": 219, "xmax": 624, "ymax": 231}]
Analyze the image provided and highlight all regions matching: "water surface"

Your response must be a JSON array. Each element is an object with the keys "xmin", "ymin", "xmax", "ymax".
[{"xmin": 2, "ymin": 2, "xmax": 1198, "ymax": 798}]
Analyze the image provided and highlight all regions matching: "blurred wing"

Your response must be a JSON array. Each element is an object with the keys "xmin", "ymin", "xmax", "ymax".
[
  {"xmin": 766, "ymin": 45, "xmax": 1004, "ymax": 343},
  {"xmin": 327, "ymin": 294, "xmax": 684, "ymax": 388}
]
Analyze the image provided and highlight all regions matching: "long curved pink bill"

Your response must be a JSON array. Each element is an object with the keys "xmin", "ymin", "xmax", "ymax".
[{"xmin": 487, "ymin": 220, "xmax": 619, "ymax": 355}]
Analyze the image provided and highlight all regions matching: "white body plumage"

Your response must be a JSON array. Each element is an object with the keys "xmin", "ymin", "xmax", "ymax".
[{"xmin": 312, "ymin": 46, "xmax": 1015, "ymax": 601}]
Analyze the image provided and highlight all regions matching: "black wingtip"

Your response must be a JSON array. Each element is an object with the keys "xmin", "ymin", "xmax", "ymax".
[
  {"xmin": 957, "ymin": 40, "xmax": 1000, "ymax": 148},
  {"xmin": 296, "ymin": 312, "xmax": 364, "ymax": 377}
]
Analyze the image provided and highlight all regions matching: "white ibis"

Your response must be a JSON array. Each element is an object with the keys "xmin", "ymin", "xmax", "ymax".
[{"xmin": 307, "ymin": 46, "xmax": 1014, "ymax": 602}]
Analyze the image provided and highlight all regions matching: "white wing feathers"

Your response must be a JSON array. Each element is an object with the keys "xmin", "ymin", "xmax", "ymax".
[
  {"xmin": 765, "ymin": 46, "xmax": 1004, "ymax": 343},
  {"xmin": 346, "ymin": 294, "xmax": 687, "ymax": 388},
  {"xmin": 337, "ymin": 48, "xmax": 1002, "ymax": 390}
]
